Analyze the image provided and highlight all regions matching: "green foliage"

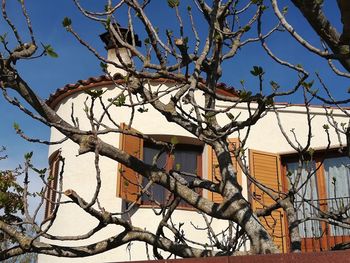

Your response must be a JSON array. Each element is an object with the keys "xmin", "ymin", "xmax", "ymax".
[
  {"xmin": 85, "ymin": 89, "xmax": 107, "ymax": 98},
  {"xmin": 226, "ymin": 112, "xmax": 241, "ymax": 121},
  {"xmin": 108, "ymin": 94, "xmax": 126, "ymax": 107},
  {"xmin": 175, "ymin": 163, "xmax": 181, "ymax": 170},
  {"xmin": 166, "ymin": 30, "xmax": 173, "ymax": 37},
  {"xmin": 99, "ymin": 62, "xmax": 108, "ymax": 73},
  {"xmin": 167, "ymin": 0, "xmax": 180, "ymax": 8},
  {"xmin": 239, "ymin": 90, "xmax": 252, "ymax": 100},
  {"xmin": 251, "ymin": 0, "xmax": 263, "ymax": 5},
  {"xmin": 105, "ymin": 17, "xmax": 111, "ymax": 29},
  {"xmin": 323, "ymin": 124, "xmax": 329, "ymax": 130},
  {"xmin": 183, "ymin": 36, "xmax": 189, "ymax": 46},
  {"xmin": 137, "ymin": 107, "xmax": 148, "ymax": 113},
  {"xmin": 42, "ymin": 44, "xmax": 58, "ymax": 58},
  {"xmin": 24, "ymin": 151, "xmax": 33, "ymax": 160},
  {"xmin": 302, "ymin": 80, "xmax": 314, "ymax": 90},
  {"xmin": 243, "ymin": 25, "xmax": 251, "ymax": 32},
  {"xmin": 226, "ymin": 112, "xmax": 235, "ymax": 120},
  {"xmin": 204, "ymin": 111, "xmax": 216, "ymax": 118},
  {"xmin": 308, "ymin": 147, "xmax": 315, "ymax": 157},
  {"xmin": 214, "ymin": 32, "xmax": 222, "ymax": 42},
  {"xmin": 265, "ymin": 97, "xmax": 274, "ymax": 106},
  {"xmin": 260, "ymin": 5, "xmax": 268, "ymax": 11},
  {"xmin": 250, "ymin": 66, "xmax": 264, "ymax": 77},
  {"xmin": 282, "ymin": 6, "xmax": 288, "ymax": 14},
  {"xmin": 0, "ymin": 148, "xmax": 42, "ymax": 263},
  {"xmin": 171, "ymin": 136, "xmax": 179, "ymax": 145},
  {"xmin": 270, "ymin": 81, "xmax": 280, "ymax": 91},
  {"xmin": 332, "ymin": 176, "xmax": 336, "ymax": 184},
  {"xmin": 31, "ymin": 167, "xmax": 47, "ymax": 176},
  {"xmin": 62, "ymin": 17, "xmax": 72, "ymax": 27},
  {"xmin": 13, "ymin": 122, "xmax": 20, "ymax": 131},
  {"xmin": 310, "ymin": 88, "xmax": 319, "ymax": 96},
  {"xmin": 0, "ymin": 32, "xmax": 7, "ymax": 43},
  {"xmin": 0, "ymin": 171, "xmax": 24, "ymax": 216}
]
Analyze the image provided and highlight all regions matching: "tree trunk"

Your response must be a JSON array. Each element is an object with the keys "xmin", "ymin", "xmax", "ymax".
[
  {"xmin": 282, "ymin": 198, "xmax": 302, "ymax": 252},
  {"xmin": 213, "ymin": 140, "xmax": 279, "ymax": 254}
]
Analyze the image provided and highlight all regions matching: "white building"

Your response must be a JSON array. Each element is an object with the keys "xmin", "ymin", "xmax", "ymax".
[{"xmin": 38, "ymin": 30, "xmax": 350, "ymax": 262}]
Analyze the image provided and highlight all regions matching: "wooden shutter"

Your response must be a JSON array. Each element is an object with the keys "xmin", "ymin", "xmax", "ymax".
[
  {"xmin": 249, "ymin": 149, "xmax": 286, "ymax": 253},
  {"xmin": 208, "ymin": 138, "xmax": 242, "ymax": 203},
  {"xmin": 117, "ymin": 123, "xmax": 143, "ymax": 203},
  {"xmin": 45, "ymin": 150, "xmax": 60, "ymax": 218}
]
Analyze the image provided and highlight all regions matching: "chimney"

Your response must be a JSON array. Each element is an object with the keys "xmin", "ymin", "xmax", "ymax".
[{"xmin": 100, "ymin": 25, "xmax": 141, "ymax": 76}]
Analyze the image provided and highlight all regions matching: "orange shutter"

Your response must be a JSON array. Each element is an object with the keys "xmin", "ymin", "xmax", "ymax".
[
  {"xmin": 249, "ymin": 149, "xmax": 286, "ymax": 253},
  {"xmin": 45, "ymin": 150, "xmax": 60, "ymax": 218},
  {"xmin": 208, "ymin": 138, "xmax": 242, "ymax": 203},
  {"xmin": 117, "ymin": 123, "xmax": 143, "ymax": 203}
]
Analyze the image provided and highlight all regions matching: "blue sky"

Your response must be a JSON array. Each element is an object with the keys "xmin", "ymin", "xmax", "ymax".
[{"xmin": 0, "ymin": 1, "xmax": 348, "ymax": 193}]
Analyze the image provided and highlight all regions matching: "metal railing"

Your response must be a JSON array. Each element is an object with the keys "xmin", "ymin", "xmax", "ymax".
[{"xmin": 294, "ymin": 196, "xmax": 350, "ymax": 251}]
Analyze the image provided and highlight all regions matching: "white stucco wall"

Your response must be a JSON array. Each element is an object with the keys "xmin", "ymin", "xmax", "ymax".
[{"xmin": 38, "ymin": 81, "xmax": 348, "ymax": 262}]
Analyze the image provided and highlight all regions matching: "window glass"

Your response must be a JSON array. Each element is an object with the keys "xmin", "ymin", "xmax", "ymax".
[
  {"xmin": 287, "ymin": 161, "xmax": 321, "ymax": 238},
  {"xmin": 142, "ymin": 145, "xmax": 167, "ymax": 204},
  {"xmin": 173, "ymin": 149, "xmax": 198, "ymax": 183},
  {"xmin": 324, "ymin": 156, "xmax": 350, "ymax": 199},
  {"xmin": 287, "ymin": 161, "xmax": 318, "ymax": 201},
  {"xmin": 324, "ymin": 156, "xmax": 350, "ymax": 236},
  {"xmin": 142, "ymin": 144, "xmax": 202, "ymax": 206}
]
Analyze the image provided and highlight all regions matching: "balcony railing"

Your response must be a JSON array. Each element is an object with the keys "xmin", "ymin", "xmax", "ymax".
[{"xmin": 294, "ymin": 196, "xmax": 350, "ymax": 251}]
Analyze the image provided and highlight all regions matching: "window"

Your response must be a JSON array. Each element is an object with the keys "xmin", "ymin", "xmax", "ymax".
[
  {"xmin": 116, "ymin": 123, "xmax": 240, "ymax": 207},
  {"xmin": 282, "ymin": 150, "xmax": 350, "ymax": 251},
  {"xmin": 141, "ymin": 143, "xmax": 202, "ymax": 206},
  {"xmin": 323, "ymin": 156, "xmax": 350, "ymax": 236},
  {"xmin": 45, "ymin": 150, "xmax": 60, "ymax": 218}
]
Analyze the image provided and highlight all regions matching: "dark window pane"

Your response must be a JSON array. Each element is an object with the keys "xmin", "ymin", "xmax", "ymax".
[
  {"xmin": 142, "ymin": 145, "xmax": 167, "ymax": 204},
  {"xmin": 142, "ymin": 143, "xmax": 202, "ymax": 206},
  {"xmin": 173, "ymin": 149, "xmax": 198, "ymax": 174},
  {"xmin": 173, "ymin": 147, "xmax": 201, "ymax": 207},
  {"xmin": 143, "ymin": 146, "xmax": 166, "ymax": 167}
]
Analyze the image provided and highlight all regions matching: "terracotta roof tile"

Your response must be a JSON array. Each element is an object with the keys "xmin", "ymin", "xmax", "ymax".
[
  {"xmin": 46, "ymin": 75, "xmax": 116, "ymax": 108},
  {"xmin": 46, "ymin": 76, "xmax": 349, "ymax": 112},
  {"xmin": 46, "ymin": 75, "xmax": 239, "ymax": 109}
]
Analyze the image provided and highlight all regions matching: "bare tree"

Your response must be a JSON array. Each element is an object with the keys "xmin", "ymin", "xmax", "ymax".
[{"xmin": 0, "ymin": 0, "xmax": 349, "ymax": 261}]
